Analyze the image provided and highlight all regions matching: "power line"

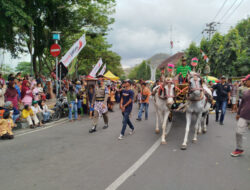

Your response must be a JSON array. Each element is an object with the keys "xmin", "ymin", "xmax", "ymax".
[
  {"xmin": 222, "ymin": 0, "xmax": 244, "ymax": 23},
  {"xmin": 218, "ymin": 0, "xmax": 239, "ymax": 23},
  {"xmin": 212, "ymin": 0, "xmax": 228, "ymax": 21}
]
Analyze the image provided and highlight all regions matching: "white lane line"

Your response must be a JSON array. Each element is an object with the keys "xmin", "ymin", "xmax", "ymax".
[
  {"xmin": 15, "ymin": 119, "xmax": 68, "ymax": 137},
  {"xmin": 105, "ymin": 138, "xmax": 161, "ymax": 190}
]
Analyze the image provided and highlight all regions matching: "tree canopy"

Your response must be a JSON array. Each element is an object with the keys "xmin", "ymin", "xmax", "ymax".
[
  {"xmin": 185, "ymin": 17, "xmax": 250, "ymax": 77},
  {"xmin": 0, "ymin": 0, "xmax": 123, "ymax": 78}
]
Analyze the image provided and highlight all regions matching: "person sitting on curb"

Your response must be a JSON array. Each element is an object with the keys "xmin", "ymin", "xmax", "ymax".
[
  {"xmin": 31, "ymin": 101, "xmax": 44, "ymax": 126},
  {"xmin": 39, "ymin": 100, "xmax": 53, "ymax": 123},
  {"xmin": 4, "ymin": 101, "xmax": 20, "ymax": 123},
  {"xmin": 0, "ymin": 111, "xmax": 16, "ymax": 140},
  {"xmin": 22, "ymin": 104, "xmax": 39, "ymax": 128},
  {"xmin": 231, "ymin": 74, "xmax": 250, "ymax": 157}
]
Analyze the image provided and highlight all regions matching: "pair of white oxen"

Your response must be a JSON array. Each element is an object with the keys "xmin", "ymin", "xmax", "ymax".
[{"xmin": 153, "ymin": 72, "xmax": 212, "ymax": 150}]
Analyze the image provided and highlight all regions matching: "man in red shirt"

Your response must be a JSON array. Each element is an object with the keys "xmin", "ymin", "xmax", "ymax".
[{"xmin": 231, "ymin": 74, "xmax": 250, "ymax": 157}]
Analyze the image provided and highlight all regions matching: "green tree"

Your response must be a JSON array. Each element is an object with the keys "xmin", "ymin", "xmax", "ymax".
[
  {"xmin": 0, "ymin": 0, "xmax": 117, "ymax": 77},
  {"xmin": 15, "ymin": 61, "xmax": 31, "ymax": 75},
  {"xmin": 128, "ymin": 61, "xmax": 151, "ymax": 80}
]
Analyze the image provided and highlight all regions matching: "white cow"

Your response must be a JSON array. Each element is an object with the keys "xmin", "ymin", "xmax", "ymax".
[{"xmin": 153, "ymin": 78, "xmax": 175, "ymax": 144}]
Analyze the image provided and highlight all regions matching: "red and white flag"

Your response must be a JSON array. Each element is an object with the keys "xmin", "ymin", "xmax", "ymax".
[
  {"xmin": 98, "ymin": 64, "xmax": 106, "ymax": 76},
  {"xmin": 200, "ymin": 50, "xmax": 209, "ymax": 63},
  {"xmin": 89, "ymin": 58, "xmax": 103, "ymax": 78},
  {"xmin": 60, "ymin": 34, "xmax": 86, "ymax": 67},
  {"xmin": 170, "ymin": 41, "xmax": 173, "ymax": 49}
]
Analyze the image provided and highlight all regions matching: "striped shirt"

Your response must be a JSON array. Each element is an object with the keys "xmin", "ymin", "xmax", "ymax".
[{"xmin": 176, "ymin": 65, "xmax": 191, "ymax": 78}]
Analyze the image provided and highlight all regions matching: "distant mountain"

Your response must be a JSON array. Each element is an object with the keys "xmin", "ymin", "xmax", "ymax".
[{"xmin": 147, "ymin": 53, "xmax": 170, "ymax": 67}]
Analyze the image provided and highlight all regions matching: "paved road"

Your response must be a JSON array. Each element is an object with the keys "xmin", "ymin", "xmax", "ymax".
[{"xmin": 0, "ymin": 101, "xmax": 249, "ymax": 190}]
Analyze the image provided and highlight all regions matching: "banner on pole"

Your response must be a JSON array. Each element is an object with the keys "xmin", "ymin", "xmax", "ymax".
[
  {"xmin": 89, "ymin": 58, "xmax": 103, "ymax": 77},
  {"xmin": 98, "ymin": 64, "xmax": 106, "ymax": 76},
  {"xmin": 60, "ymin": 34, "xmax": 86, "ymax": 67}
]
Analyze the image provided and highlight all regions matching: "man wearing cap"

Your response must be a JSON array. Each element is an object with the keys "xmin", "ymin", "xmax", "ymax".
[
  {"xmin": 231, "ymin": 74, "xmax": 250, "ymax": 157},
  {"xmin": 212, "ymin": 76, "xmax": 231, "ymax": 125},
  {"xmin": 176, "ymin": 56, "xmax": 191, "ymax": 84},
  {"xmin": 118, "ymin": 80, "xmax": 135, "ymax": 140},
  {"xmin": 89, "ymin": 76, "xmax": 109, "ymax": 133}
]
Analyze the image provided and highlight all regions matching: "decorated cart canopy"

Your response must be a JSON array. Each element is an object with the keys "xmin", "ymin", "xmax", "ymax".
[
  {"xmin": 104, "ymin": 71, "xmax": 119, "ymax": 81},
  {"xmin": 206, "ymin": 76, "xmax": 219, "ymax": 83}
]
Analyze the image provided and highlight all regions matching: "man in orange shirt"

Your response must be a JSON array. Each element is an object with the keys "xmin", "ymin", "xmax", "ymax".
[{"xmin": 136, "ymin": 82, "xmax": 151, "ymax": 121}]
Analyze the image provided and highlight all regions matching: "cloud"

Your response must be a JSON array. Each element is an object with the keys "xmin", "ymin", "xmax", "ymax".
[{"xmin": 108, "ymin": 0, "xmax": 250, "ymax": 68}]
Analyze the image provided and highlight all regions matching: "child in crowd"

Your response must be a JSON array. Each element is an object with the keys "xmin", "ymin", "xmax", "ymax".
[
  {"xmin": 22, "ymin": 104, "xmax": 39, "ymax": 128},
  {"xmin": 31, "ymin": 101, "xmax": 43, "ymax": 126},
  {"xmin": 39, "ymin": 100, "xmax": 52, "ymax": 123},
  {"xmin": 0, "ymin": 111, "xmax": 16, "ymax": 140},
  {"xmin": 4, "ymin": 101, "xmax": 20, "ymax": 123}
]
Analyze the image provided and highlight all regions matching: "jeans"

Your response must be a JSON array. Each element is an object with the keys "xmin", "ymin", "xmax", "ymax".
[
  {"xmin": 216, "ymin": 100, "xmax": 227, "ymax": 123},
  {"xmin": 121, "ymin": 111, "xmax": 134, "ymax": 136},
  {"xmin": 69, "ymin": 101, "xmax": 78, "ymax": 120},
  {"xmin": 12, "ymin": 114, "xmax": 20, "ymax": 123},
  {"xmin": 43, "ymin": 112, "xmax": 51, "ymax": 122},
  {"xmin": 138, "ymin": 103, "xmax": 149, "ymax": 119}
]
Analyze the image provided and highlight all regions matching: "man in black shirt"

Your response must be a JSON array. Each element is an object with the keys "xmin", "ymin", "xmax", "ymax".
[
  {"xmin": 118, "ymin": 80, "xmax": 135, "ymax": 140},
  {"xmin": 212, "ymin": 76, "xmax": 231, "ymax": 125}
]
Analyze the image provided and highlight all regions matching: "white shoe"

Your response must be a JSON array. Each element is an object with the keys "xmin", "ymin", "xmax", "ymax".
[
  {"xmin": 129, "ymin": 130, "xmax": 135, "ymax": 135},
  {"xmin": 118, "ymin": 134, "xmax": 124, "ymax": 140}
]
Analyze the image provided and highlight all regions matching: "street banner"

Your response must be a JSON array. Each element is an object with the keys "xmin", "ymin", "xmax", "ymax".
[
  {"xmin": 89, "ymin": 58, "xmax": 103, "ymax": 77},
  {"xmin": 60, "ymin": 33, "xmax": 86, "ymax": 67},
  {"xmin": 98, "ymin": 64, "xmax": 106, "ymax": 76}
]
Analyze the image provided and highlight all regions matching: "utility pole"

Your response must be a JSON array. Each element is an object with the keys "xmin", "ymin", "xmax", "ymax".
[{"xmin": 202, "ymin": 22, "xmax": 219, "ymax": 40}]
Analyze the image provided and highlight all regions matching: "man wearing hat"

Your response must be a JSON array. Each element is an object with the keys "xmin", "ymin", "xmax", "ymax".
[
  {"xmin": 89, "ymin": 76, "xmax": 109, "ymax": 133},
  {"xmin": 212, "ymin": 75, "xmax": 231, "ymax": 125},
  {"xmin": 176, "ymin": 56, "xmax": 191, "ymax": 84},
  {"xmin": 231, "ymin": 74, "xmax": 250, "ymax": 157}
]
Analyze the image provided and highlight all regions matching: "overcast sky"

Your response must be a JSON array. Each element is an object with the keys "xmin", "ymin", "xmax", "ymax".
[
  {"xmin": 107, "ymin": 0, "xmax": 250, "ymax": 68},
  {"xmin": 2, "ymin": 0, "xmax": 250, "ymax": 69}
]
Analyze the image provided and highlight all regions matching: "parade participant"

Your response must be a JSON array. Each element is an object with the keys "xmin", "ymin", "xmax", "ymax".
[
  {"xmin": 88, "ymin": 85, "xmax": 95, "ymax": 119},
  {"xmin": 136, "ymin": 82, "xmax": 151, "ymax": 121},
  {"xmin": 231, "ymin": 74, "xmax": 250, "ymax": 157},
  {"xmin": 75, "ymin": 81, "xmax": 82, "ymax": 119},
  {"xmin": 176, "ymin": 56, "xmax": 191, "ymax": 84},
  {"xmin": 118, "ymin": 80, "xmax": 135, "ymax": 140},
  {"xmin": 109, "ymin": 85, "xmax": 116, "ymax": 112},
  {"xmin": 67, "ymin": 85, "xmax": 78, "ymax": 122},
  {"xmin": 89, "ymin": 76, "xmax": 109, "ymax": 133},
  {"xmin": 212, "ymin": 76, "xmax": 231, "ymax": 125},
  {"xmin": 231, "ymin": 81, "xmax": 239, "ymax": 113},
  {"xmin": 0, "ymin": 111, "xmax": 15, "ymax": 140}
]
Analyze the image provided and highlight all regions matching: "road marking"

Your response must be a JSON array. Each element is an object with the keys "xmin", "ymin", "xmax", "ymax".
[
  {"xmin": 15, "ymin": 119, "xmax": 68, "ymax": 137},
  {"xmin": 105, "ymin": 138, "xmax": 161, "ymax": 190}
]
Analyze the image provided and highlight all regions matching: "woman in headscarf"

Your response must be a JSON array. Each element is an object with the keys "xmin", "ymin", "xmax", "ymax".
[
  {"xmin": 5, "ymin": 80, "xmax": 19, "ymax": 109},
  {"xmin": 21, "ymin": 80, "xmax": 33, "ymax": 106}
]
